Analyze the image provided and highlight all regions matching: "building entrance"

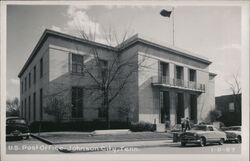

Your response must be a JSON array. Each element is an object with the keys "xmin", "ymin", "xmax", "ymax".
[
  {"xmin": 160, "ymin": 91, "xmax": 170, "ymax": 123},
  {"xmin": 190, "ymin": 94, "xmax": 197, "ymax": 123},
  {"xmin": 176, "ymin": 92, "xmax": 184, "ymax": 124}
]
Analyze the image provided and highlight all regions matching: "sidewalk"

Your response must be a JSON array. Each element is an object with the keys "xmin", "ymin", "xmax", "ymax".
[
  {"xmin": 54, "ymin": 140, "xmax": 174, "ymax": 153},
  {"xmin": 31, "ymin": 131, "xmax": 173, "ymax": 145}
]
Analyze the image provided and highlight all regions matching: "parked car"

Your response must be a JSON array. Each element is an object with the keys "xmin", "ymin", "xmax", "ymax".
[
  {"xmin": 222, "ymin": 126, "xmax": 241, "ymax": 143},
  {"xmin": 180, "ymin": 125, "xmax": 227, "ymax": 147},
  {"xmin": 6, "ymin": 117, "xmax": 30, "ymax": 139}
]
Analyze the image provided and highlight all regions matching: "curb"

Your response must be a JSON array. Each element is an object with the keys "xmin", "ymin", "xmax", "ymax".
[
  {"xmin": 31, "ymin": 134, "xmax": 53, "ymax": 145},
  {"xmin": 53, "ymin": 137, "xmax": 172, "ymax": 145},
  {"xmin": 32, "ymin": 134, "xmax": 172, "ymax": 145},
  {"xmin": 31, "ymin": 133, "xmax": 173, "ymax": 145}
]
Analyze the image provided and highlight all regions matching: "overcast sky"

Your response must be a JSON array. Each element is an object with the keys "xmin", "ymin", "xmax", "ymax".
[{"xmin": 7, "ymin": 5, "xmax": 241, "ymax": 99}]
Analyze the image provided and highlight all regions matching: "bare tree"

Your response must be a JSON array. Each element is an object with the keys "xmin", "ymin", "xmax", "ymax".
[
  {"xmin": 6, "ymin": 97, "xmax": 20, "ymax": 117},
  {"xmin": 226, "ymin": 73, "xmax": 241, "ymax": 112},
  {"xmin": 42, "ymin": 25, "xmax": 148, "ymax": 128},
  {"xmin": 75, "ymin": 28, "xmax": 148, "ymax": 128},
  {"xmin": 44, "ymin": 96, "xmax": 71, "ymax": 123},
  {"xmin": 227, "ymin": 73, "xmax": 241, "ymax": 96}
]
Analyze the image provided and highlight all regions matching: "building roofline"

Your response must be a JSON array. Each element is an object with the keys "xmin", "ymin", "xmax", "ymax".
[
  {"xmin": 18, "ymin": 29, "xmax": 212, "ymax": 78},
  {"xmin": 216, "ymin": 93, "xmax": 242, "ymax": 98},
  {"xmin": 209, "ymin": 72, "xmax": 217, "ymax": 77},
  {"xmin": 117, "ymin": 33, "xmax": 212, "ymax": 65},
  {"xmin": 18, "ymin": 29, "xmax": 116, "ymax": 77}
]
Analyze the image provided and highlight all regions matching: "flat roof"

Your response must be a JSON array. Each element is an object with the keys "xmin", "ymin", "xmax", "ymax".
[
  {"xmin": 18, "ymin": 29, "xmax": 212, "ymax": 77},
  {"xmin": 117, "ymin": 33, "xmax": 211, "ymax": 64},
  {"xmin": 18, "ymin": 29, "xmax": 117, "ymax": 77}
]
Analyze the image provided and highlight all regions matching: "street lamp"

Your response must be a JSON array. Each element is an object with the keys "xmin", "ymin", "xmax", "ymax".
[{"xmin": 160, "ymin": 8, "xmax": 175, "ymax": 46}]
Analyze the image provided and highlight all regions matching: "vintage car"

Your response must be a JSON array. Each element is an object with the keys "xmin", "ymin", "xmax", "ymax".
[
  {"xmin": 222, "ymin": 126, "xmax": 241, "ymax": 143},
  {"xmin": 6, "ymin": 117, "xmax": 30, "ymax": 140},
  {"xmin": 180, "ymin": 125, "xmax": 227, "ymax": 147}
]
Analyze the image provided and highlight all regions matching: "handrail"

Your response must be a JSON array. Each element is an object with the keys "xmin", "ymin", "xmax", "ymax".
[{"xmin": 151, "ymin": 76, "xmax": 205, "ymax": 92}]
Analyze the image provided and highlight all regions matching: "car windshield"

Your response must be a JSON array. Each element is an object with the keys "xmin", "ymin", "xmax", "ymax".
[
  {"xmin": 192, "ymin": 126, "xmax": 207, "ymax": 131},
  {"xmin": 7, "ymin": 118, "xmax": 26, "ymax": 124}
]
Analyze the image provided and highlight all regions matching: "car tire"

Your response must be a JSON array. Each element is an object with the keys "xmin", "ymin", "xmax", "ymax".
[
  {"xmin": 236, "ymin": 136, "xmax": 241, "ymax": 143},
  {"xmin": 218, "ymin": 138, "xmax": 224, "ymax": 145},
  {"xmin": 181, "ymin": 142, "xmax": 186, "ymax": 147},
  {"xmin": 200, "ymin": 137, "xmax": 206, "ymax": 147}
]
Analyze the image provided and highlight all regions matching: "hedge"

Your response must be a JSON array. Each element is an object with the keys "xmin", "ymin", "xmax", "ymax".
[
  {"xmin": 30, "ymin": 121, "xmax": 130, "ymax": 133},
  {"xmin": 30, "ymin": 121, "xmax": 156, "ymax": 132},
  {"xmin": 130, "ymin": 121, "xmax": 156, "ymax": 132}
]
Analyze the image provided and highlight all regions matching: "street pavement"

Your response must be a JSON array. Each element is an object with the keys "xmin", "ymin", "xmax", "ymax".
[
  {"xmin": 88, "ymin": 142, "xmax": 241, "ymax": 154},
  {"xmin": 6, "ymin": 136, "xmax": 241, "ymax": 154}
]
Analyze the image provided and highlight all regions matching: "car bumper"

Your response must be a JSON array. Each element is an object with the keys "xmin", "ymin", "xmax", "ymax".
[
  {"xmin": 226, "ymin": 137, "xmax": 238, "ymax": 141},
  {"xmin": 181, "ymin": 138, "xmax": 201, "ymax": 143},
  {"xmin": 6, "ymin": 132, "xmax": 30, "ymax": 137}
]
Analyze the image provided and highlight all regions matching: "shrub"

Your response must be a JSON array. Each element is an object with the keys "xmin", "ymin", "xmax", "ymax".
[
  {"xmin": 207, "ymin": 109, "xmax": 222, "ymax": 122},
  {"xmin": 130, "ymin": 121, "xmax": 156, "ymax": 132}
]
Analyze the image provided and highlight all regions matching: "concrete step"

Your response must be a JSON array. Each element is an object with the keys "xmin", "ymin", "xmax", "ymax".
[{"xmin": 92, "ymin": 129, "xmax": 131, "ymax": 135}]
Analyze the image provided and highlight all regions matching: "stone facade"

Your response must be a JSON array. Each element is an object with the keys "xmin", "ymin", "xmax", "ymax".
[{"xmin": 18, "ymin": 30, "xmax": 216, "ymax": 127}]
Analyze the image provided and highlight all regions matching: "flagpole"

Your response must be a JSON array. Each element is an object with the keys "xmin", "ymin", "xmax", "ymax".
[
  {"xmin": 172, "ymin": 7, "xmax": 175, "ymax": 46},
  {"xmin": 160, "ymin": 8, "xmax": 175, "ymax": 46}
]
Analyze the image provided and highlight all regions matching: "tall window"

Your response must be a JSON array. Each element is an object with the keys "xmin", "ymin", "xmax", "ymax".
[
  {"xmin": 33, "ymin": 66, "xmax": 36, "ymax": 84},
  {"xmin": 28, "ymin": 72, "xmax": 31, "ymax": 88},
  {"xmin": 160, "ymin": 62, "xmax": 169, "ymax": 83},
  {"xmin": 25, "ymin": 77, "xmax": 27, "ymax": 91},
  {"xmin": 28, "ymin": 96, "xmax": 31, "ymax": 121},
  {"xmin": 189, "ymin": 69, "xmax": 196, "ymax": 82},
  {"xmin": 33, "ymin": 92, "xmax": 36, "ymax": 121},
  {"xmin": 160, "ymin": 62, "xmax": 169, "ymax": 77},
  {"xmin": 72, "ymin": 54, "xmax": 84, "ymax": 74},
  {"xmin": 40, "ymin": 88, "xmax": 43, "ymax": 121},
  {"xmin": 21, "ymin": 100, "xmax": 23, "ymax": 117},
  {"xmin": 175, "ymin": 66, "xmax": 184, "ymax": 80},
  {"xmin": 71, "ymin": 87, "xmax": 83, "ymax": 118},
  {"xmin": 24, "ymin": 98, "xmax": 27, "ymax": 120},
  {"xmin": 40, "ymin": 58, "xmax": 43, "ymax": 78},
  {"xmin": 99, "ymin": 59, "xmax": 108, "ymax": 78},
  {"xmin": 21, "ymin": 81, "xmax": 23, "ymax": 94}
]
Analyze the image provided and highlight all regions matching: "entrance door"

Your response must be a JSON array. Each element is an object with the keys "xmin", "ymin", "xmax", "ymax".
[
  {"xmin": 160, "ymin": 91, "xmax": 170, "ymax": 123},
  {"xmin": 190, "ymin": 94, "xmax": 197, "ymax": 123},
  {"xmin": 176, "ymin": 93, "xmax": 184, "ymax": 124}
]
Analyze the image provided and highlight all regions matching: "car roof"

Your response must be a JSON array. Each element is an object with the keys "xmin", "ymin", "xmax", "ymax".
[
  {"xmin": 227, "ymin": 126, "xmax": 241, "ymax": 128},
  {"xmin": 228, "ymin": 126, "xmax": 241, "ymax": 127},
  {"xmin": 6, "ymin": 117, "xmax": 24, "ymax": 120},
  {"xmin": 195, "ymin": 125, "xmax": 212, "ymax": 127}
]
